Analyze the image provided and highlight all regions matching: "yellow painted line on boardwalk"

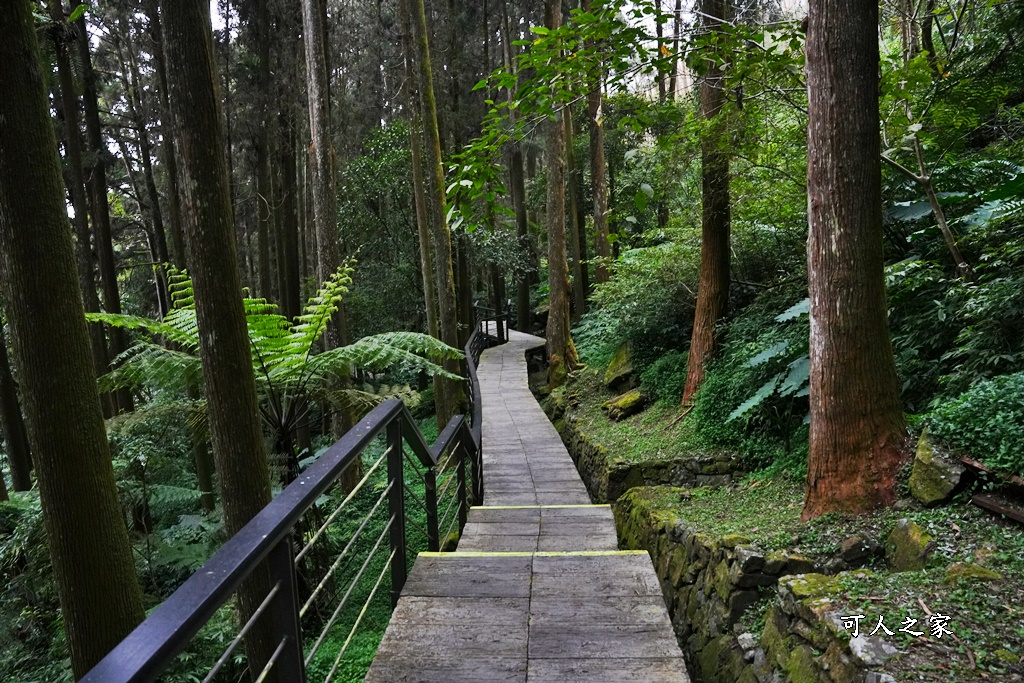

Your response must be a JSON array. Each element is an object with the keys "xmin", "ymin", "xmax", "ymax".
[
  {"xmin": 470, "ymin": 504, "xmax": 611, "ymax": 509},
  {"xmin": 418, "ymin": 550, "xmax": 646, "ymax": 558}
]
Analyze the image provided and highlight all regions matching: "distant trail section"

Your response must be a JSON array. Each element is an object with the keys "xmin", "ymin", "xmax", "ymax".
[{"xmin": 366, "ymin": 330, "xmax": 689, "ymax": 682}]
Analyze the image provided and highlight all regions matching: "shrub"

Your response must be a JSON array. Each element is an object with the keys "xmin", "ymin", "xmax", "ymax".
[
  {"xmin": 638, "ymin": 350, "xmax": 688, "ymax": 403},
  {"xmin": 928, "ymin": 371, "xmax": 1024, "ymax": 475}
]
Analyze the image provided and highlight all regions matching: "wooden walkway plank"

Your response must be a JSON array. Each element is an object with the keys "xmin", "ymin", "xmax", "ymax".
[{"xmin": 366, "ymin": 331, "xmax": 689, "ymax": 682}]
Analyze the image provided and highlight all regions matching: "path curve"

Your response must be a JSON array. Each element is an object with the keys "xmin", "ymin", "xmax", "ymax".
[{"xmin": 366, "ymin": 330, "xmax": 689, "ymax": 682}]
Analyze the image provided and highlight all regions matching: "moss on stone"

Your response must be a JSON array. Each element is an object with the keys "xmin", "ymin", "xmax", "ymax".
[
  {"xmin": 944, "ymin": 561, "xmax": 1003, "ymax": 584},
  {"xmin": 603, "ymin": 341, "xmax": 634, "ymax": 390},
  {"xmin": 780, "ymin": 573, "xmax": 842, "ymax": 600},
  {"xmin": 786, "ymin": 644, "xmax": 822, "ymax": 683},
  {"xmin": 908, "ymin": 430, "xmax": 967, "ymax": 506},
  {"xmin": 885, "ymin": 518, "xmax": 934, "ymax": 572},
  {"xmin": 601, "ymin": 388, "xmax": 646, "ymax": 421}
]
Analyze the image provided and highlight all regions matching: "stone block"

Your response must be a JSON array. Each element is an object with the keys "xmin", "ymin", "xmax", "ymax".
[{"xmin": 885, "ymin": 519, "xmax": 934, "ymax": 572}]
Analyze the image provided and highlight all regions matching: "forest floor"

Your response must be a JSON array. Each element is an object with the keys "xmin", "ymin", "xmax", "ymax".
[
  {"xmin": 537, "ymin": 366, "xmax": 712, "ymax": 464},
  {"xmin": 552, "ymin": 371, "xmax": 1024, "ymax": 681},
  {"xmin": 644, "ymin": 481, "xmax": 1024, "ymax": 680}
]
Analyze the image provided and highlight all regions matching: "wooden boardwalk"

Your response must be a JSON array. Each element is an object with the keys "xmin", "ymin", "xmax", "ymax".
[{"xmin": 366, "ymin": 331, "xmax": 688, "ymax": 682}]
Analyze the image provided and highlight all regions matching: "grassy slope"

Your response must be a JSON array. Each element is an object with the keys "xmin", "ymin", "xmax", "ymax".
[
  {"xmin": 554, "ymin": 367, "xmax": 714, "ymax": 464},
  {"xmin": 561, "ymin": 369, "xmax": 1024, "ymax": 679}
]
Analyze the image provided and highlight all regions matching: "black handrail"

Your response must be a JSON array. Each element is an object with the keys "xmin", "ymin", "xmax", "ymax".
[{"xmin": 81, "ymin": 313, "xmax": 508, "ymax": 683}]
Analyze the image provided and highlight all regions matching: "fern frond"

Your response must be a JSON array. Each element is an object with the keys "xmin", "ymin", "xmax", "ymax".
[
  {"xmin": 364, "ymin": 331, "xmax": 465, "ymax": 362},
  {"xmin": 308, "ymin": 335, "xmax": 463, "ymax": 382},
  {"xmin": 86, "ymin": 311, "xmax": 198, "ymax": 348},
  {"xmin": 99, "ymin": 343, "xmax": 203, "ymax": 393},
  {"xmin": 284, "ymin": 264, "xmax": 356, "ymax": 361}
]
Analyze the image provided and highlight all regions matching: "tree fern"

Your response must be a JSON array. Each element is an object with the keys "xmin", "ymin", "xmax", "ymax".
[{"xmin": 86, "ymin": 264, "xmax": 463, "ymax": 476}]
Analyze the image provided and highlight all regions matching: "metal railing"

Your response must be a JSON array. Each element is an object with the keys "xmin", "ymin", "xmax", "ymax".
[{"xmin": 81, "ymin": 315, "xmax": 506, "ymax": 683}]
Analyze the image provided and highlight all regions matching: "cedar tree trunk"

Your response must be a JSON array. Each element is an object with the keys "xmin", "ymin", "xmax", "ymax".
[
  {"xmin": 159, "ymin": 0, "xmax": 280, "ymax": 674},
  {"xmin": 681, "ymin": 0, "xmax": 731, "ymax": 406},
  {"xmin": 408, "ymin": 0, "xmax": 464, "ymax": 429},
  {"xmin": 802, "ymin": 0, "xmax": 909, "ymax": 519},
  {"xmin": 544, "ymin": 0, "xmax": 578, "ymax": 387},
  {"xmin": 0, "ymin": 2, "xmax": 145, "ymax": 675}
]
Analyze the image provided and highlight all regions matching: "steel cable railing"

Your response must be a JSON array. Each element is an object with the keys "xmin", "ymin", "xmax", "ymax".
[{"xmin": 81, "ymin": 311, "xmax": 508, "ymax": 683}]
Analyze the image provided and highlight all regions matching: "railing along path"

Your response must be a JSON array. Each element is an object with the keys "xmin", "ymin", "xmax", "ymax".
[{"xmin": 82, "ymin": 311, "xmax": 509, "ymax": 683}]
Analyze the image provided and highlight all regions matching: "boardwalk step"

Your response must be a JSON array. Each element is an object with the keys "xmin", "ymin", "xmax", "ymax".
[{"xmin": 460, "ymin": 504, "xmax": 618, "ymax": 553}]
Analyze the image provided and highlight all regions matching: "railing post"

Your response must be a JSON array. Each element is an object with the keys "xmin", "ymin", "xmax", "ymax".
[
  {"xmin": 266, "ymin": 535, "xmax": 306, "ymax": 680},
  {"xmin": 457, "ymin": 445, "xmax": 468, "ymax": 531},
  {"xmin": 386, "ymin": 419, "xmax": 407, "ymax": 607},
  {"xmin": 424, "ymin": 465, "xmax": 439, "ymax": 552},
  {"xmin": 473, "ymin": 436, "xmax": 484, "ymax": 504}
]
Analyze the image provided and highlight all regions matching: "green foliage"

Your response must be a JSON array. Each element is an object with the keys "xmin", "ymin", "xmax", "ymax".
[
  {"xmin": 0, "ymin": 492, "xmax": 71, "ymax": 682},
  {"xmin": 89, "ymin": 265, "xmax": 462, "ymax": 471},
  {"xmin": 727, "ymin": 299, "xmax": 809, "ymax": 422},
  {"xmin": 928, "ymin": 372, "xmax": 1024, "ymax": 475},
  {"xmin": 638, "ymin": 350, "xmax": 688, "ymax": 404},
  {"xmin": 575, "ymin": 232, "xmax": 699, "ymax": 367}
]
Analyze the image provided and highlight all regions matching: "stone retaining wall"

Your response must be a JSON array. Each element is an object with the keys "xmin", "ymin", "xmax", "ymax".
[
  {"xmin": 616, "ymin": 488, "xmax": 898, "ymax": 683},
  {"xmin": 541, "ymin": 390, "xmax": 744, "ymax": 502}
]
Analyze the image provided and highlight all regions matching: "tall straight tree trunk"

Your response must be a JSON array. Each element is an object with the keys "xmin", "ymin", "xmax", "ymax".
[
  {"xmin": 583, "ymin": 0, "xmax": 611, "ymax": 284},
  {"xmin": 159, "ymin": 0, "xmax": 279, "ymax": 675},
  {"xmin": 802, "ymin": 0, "xmax": 908, "ymax": 519},
  {"xmin": 0, "ymin": 318, "xmax": 32, "ymax": 491},
  {"xmin": 255, "ymin": 0, "xmax": 274, "ymax": 301},
  {"xmin": 565, "ymin": 108, "xmax": 586, "ymax": 320},
  {"xmin": 117, "ymin": 18, "xmax": 171, "ymax": 314},
  {"xmin": 401, "ymin": 0, "xmax": 438, "ymax": 338},
  {"xmin": 279, "ymin": 110, "xmax": 302, "ymax": 322},
  {"xmin": 500, "ymin": 0, "xmax": 532, "ymax": 329},
  {"xmin": 145, "ymin": 0, "xmax": 187, "ymax": 268},
  {"xmin": 681, "ymin": 0, "xmax": 731, "ymax": 406},
  {"xmin": 73, "ymin": 8, "xmax": 133, "ymax": 414},
  {"xmin": 544, "ymin": 0, "xmax": 578, "ymax": 387},
  {"xmin": 655, "ymin": 0, "xmax": 667, "ymax": 101},
  {"xmin": 511, "ymin": 146, "xmax": 532, "ymax": 330},
  {"xmin": 669, "ymin": 0, "xmax": 682, "ymax": 100},
  {"xmin": 456, "ymin": 235, "xmax": 473, "ymax": 347},
  {"xmin": 302, "ymin": 0, "xmax": 358, "ymax": 457},
  {"xmin": 0, "ymin": 3, "xmax": 145, "ymax": 675},
  {"xmin": 49, "ymin": 17, "xmax": 114, "ymax": 418},
  {"xmin": 408, "ymin": 0, "xmax": 464, "ymax": 429}
]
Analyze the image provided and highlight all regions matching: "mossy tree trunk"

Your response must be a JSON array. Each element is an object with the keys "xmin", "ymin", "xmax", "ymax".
[
  {"xmin": 0, "ymin": 2, "xmax": 145, "ymax": 675},
  {"xmin": 408, "ymin": 0, "xmax": 464, "ymax": 429},
  {"xmin": 544, "ymin": 0, "xmax": 578, "ymax": 387},
  {"xmin": 565, "ymin": 107, "xmax": 587, "ymax": 321},
  {"xmin": 72, "ymin": 6, "xmax": 133, "ymax": 415},
  {"xmin": 802, "ymin": 0, "xmax": 909, "ymax": 519},
  {"xmin": 0, "ymin": 318, "xmax": 32, "ymax": 491},
  {"xmin": 48, "ymin": 6, "xmax": 115, "ymax": 418},
  {"xmin": 582, "ymin": 0, "xmax": 611, "ymax": 285},
  {"xmin": 159, "ymin": 0, "xmax": 280, "ymax": 674}
]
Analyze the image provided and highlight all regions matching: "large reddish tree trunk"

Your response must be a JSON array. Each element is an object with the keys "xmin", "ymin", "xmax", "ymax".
[
  {"xmin": 802, "ymin": 0, "xmax": 908, "ymax": 519},
  {"xmin": 0, "ymin": 2, "xmax": 145, "ymax": 674},
  {"xmin": 681, "ymin": 0, "xmax": 731, "ymax": 406}
]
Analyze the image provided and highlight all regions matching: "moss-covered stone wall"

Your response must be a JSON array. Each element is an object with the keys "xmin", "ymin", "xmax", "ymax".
[
  {"xmin": 615, "ymin": 488, "xmax": 896, "ymax": 683},
  {"xmin": 542, "ymin": 390, "xmax": 744, "ymax": 502}
]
